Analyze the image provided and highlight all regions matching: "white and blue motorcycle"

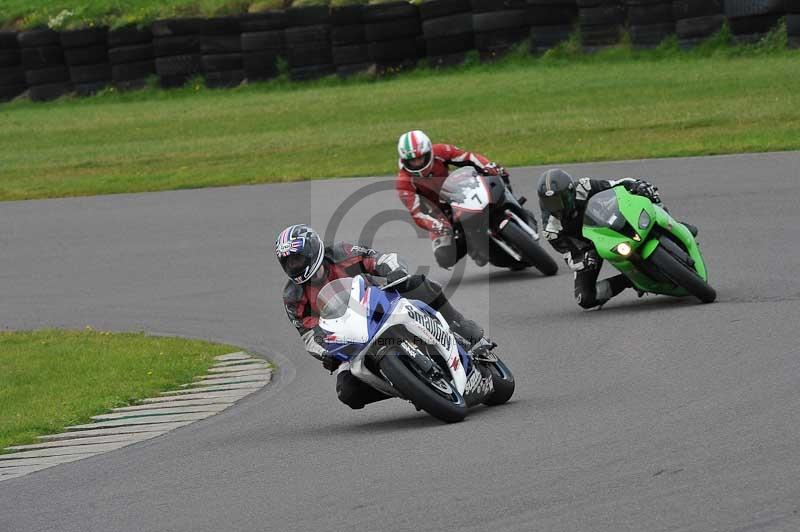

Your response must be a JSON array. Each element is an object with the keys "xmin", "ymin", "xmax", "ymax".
[{"xmin": 317, "ymin": 275, "xmax": 515, "ymax": 423}]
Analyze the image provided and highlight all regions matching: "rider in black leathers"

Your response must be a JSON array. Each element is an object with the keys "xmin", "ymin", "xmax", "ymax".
[{"xmin": 537, "ymin": 168, "xmax": 698, "ymax": 309}]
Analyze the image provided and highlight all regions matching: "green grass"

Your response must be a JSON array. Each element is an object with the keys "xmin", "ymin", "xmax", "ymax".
[
  {"xmin": 0, "ymin": 329, "xmax": 240, "ymax": 452},
  {"xmin": 1, "ymin": 31, "xmax": 799, "ymax": 201},
  {"xmin": 0, "ymin": 0, "xmax": 373, "ymax": 30}
]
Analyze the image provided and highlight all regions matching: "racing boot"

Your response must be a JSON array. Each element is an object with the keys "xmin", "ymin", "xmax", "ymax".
[
  {"xmin": 595, "ymin": 274, "xmax": 634, "ymax": 308},
  {"xmin": 434, "ymin": 298, "xmax": 484, "ymax": 350},
  {"xmin": 468, "ymin": 337, "xmax": 498, "ymax": 361}
]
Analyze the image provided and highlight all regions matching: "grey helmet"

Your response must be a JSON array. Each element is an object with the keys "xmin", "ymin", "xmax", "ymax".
[{"xmin": 537, "ymin": 169, "xmax": 576, "ymax": 219}]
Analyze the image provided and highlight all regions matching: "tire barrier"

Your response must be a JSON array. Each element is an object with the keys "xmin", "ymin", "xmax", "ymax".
[
  {"xmin": 61, "ymin": 27, "xmax": 110, "ymax": 97},
  {"xmin": 0, "ymin": 31, "xmax": 25, "ymax": 102},
  {"xmin": 152, "ymin": 17, "xmax": 204, "ymax": 88},
  {"xmin": 673, "ymin": 0, "xmax": 725, "ymax": 48},
  {"xmin": 364, "ymin": 1, "xmax": 422, "ymax": 75},
  {"xmin": 472, "ymin": 0, "xmax": 529, "ymax": 61},
  {"xmin": 723, "ymin": 0, "xmax": 786, "ymax": 43},
  {"xmin": 18, "ymin": 28, "xmax": 72, "ymax": 102},
  {"xmin": 202, "ymin": 17, "xmax": 245, "ymax": 89},
  {"xmin": 0, "ymin": 0, "xmax": 795, "ymax": 104},
  {"xmin": 241, "ymin": 11, "xmax": 287, "ymax": 82},
  {"xmin": 331, "ymin": 5, "xmax": 370, "ymax": 78},
  {"xmin": 285, "ymin": 6, "xmax": 334, "ymax": 81},
  {"xmin": 789, "ymin": 2, "xmax": 800, "ymax": 48},
  {"xmin": 421, "ymin": 0, "xmax": 474, "ymax": 68},
  {"xmin": 109, "ymin": 26, "xmax": 155, "ymax": 92},
  {"xmin": 578, "ymin": 0, "xmax": 628, "ymax": 50},
  {"xmin": 527, "ymin": 0, "xmax": 578, "ymax": 54},
  {"xmin": 627, "ymin": 0, "xmax": 675, "ymax": 48}
]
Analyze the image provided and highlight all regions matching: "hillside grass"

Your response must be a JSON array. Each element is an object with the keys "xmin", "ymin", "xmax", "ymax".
[
  {"xmin": 0, "ymin": 31, "xmax": 798, "ymax": 201},
  {"xmin": 0, "ymin": 330, "xmax": 239, "ymax": 452},
  {"xmin": 0, "ymin": 0, "xmax": 376, "ymax": 30}
]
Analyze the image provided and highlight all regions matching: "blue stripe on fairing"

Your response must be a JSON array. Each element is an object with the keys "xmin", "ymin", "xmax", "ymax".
[{"xmin": 324, "ymin": 284, "xmax": 469, "ymax": 374}]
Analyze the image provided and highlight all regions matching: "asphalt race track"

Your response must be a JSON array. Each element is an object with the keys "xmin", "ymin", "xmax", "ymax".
[{"xmin": 1, "ymin": 152, "xmax": 799, "ymax": 532}]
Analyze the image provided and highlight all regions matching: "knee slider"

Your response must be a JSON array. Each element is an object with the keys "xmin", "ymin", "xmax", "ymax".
[{"xmin": 434, "ymin": 244, "xmax": 458, "ymax": 268}]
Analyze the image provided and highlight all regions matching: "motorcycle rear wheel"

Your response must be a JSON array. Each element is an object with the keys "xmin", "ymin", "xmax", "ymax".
[
  {"xmin": 379, "ymin": 348, "xmax": 467, "ymax": 423},
  {"xmin": 499, "ymin": 220, "xmax": 558, "ymax": 276},
  {"xmin": 647, "ymin": 245, "xmax": 716, "ymax": 303}
]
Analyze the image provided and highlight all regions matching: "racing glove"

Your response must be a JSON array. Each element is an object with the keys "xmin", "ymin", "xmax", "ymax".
[
  {"xmin": 430, "ymin": 218, "xmax": 452, "ymax": 235},
  {"xmin": 483, "ymin": 162, "xmax": 505, "ymax": 177},
  {"xmin": 630, "ymin": 180, "xmax": 661, "ymax": 204},
  {"xmin": 543, "ymin": 216, "xmax": 563, "ymax": 241}
]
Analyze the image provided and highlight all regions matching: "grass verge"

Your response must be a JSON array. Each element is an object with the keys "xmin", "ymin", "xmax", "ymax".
[
  {"xmin": 0, "ymin": 28, "xmax": 798, "ymax": 201},
  {"xmin": 0, "ymin": 329, "xmax": 240, "ymax": 452}
]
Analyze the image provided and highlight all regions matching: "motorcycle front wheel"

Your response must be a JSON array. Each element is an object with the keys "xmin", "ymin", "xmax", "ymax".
[
  {"xmin": 379, "ymin": 348, "xmax": 467, "ymax": 423},
  {"xmin": 647, "ymin": 245, "xmax": 716, "ymax": 303},
  {"xmin": 499, "ymin": 220, "xmax": 558, "ymax": 276}
]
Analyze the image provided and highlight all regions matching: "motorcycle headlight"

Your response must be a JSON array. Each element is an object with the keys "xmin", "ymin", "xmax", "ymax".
[
  {"xmin": 615, "ymin": 243, "xmax": 632, "ymax": 257},
  {"xmin": 638, "ymin": 209, "xmax": 651, "ymax": 230}
]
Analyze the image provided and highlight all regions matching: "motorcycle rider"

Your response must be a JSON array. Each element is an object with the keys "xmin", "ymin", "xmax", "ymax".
[
  {"xmin": 396, "ymin": 130, "xmax": 536, "ymax": 269},
  {"xmin": 537, "ymin": 168, "xmax": 698, "ymax": 309},
  {"xmin": 277, "ymin": 224, "xmax": 490, "ymax": 409}
]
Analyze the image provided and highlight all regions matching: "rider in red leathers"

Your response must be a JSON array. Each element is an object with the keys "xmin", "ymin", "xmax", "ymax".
[{"xmin": 395, "ymin": 130, "xmax": 534, "ymax": 268}]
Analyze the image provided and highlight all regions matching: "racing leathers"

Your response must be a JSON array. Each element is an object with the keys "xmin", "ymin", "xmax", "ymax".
[
  {"xmin": 396, "ymin": 143, "xmax": 510, "ymax": 268},
  {"xmin": 542, "ymin": 177, "xmax": 660, "ymax": 309},
  {"xmin": 283, "ymin": 242, "xmax": 484, "ymax": 409}
]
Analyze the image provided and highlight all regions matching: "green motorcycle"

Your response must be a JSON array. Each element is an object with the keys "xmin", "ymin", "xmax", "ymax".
[{"xmin": 582, "ymin": 187, "xmax": 716, "ymax": 303}]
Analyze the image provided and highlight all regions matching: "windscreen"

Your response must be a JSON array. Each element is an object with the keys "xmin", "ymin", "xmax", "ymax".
[
  {"xmin": 317, "ymin": 277, "xmax": 354, "ymax": 320},
  {"xmin": 440, "ymin": 167, "xmax": 482, "ymax": 203},
  {"xmin": 584, "ymin": 189, "xmax": 626, "ymax": 232}
]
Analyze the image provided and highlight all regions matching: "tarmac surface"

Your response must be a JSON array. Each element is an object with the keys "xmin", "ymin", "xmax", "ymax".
[{"xmin": 1, "ymin": 151, "xmax": 799, "ymax": 532}]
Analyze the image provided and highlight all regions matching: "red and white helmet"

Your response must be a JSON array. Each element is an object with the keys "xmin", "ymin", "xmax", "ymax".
[{"xmin": 398, "ymin": 130, "xmax": 434, "ymax": 177}]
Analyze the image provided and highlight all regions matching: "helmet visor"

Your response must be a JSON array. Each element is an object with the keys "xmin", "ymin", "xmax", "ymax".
[
  {"xmin": 280, "ymin": 254, "xmax": 308, "ymax": 279},
  {"xmin": 540, "ymin": 193, "xmax": 566, "ymax": 216},
  {"xmin": 403, "ymin": 152, "xmax": 432, "ymax": 172},
  {"xmin": 277, "ymin": 235, "xmax": 323, "ymax": 283}
]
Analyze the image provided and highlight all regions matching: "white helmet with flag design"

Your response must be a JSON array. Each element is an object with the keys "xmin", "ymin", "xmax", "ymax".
[{"xmin": 398, "ymin": 130, "xmax": 434, "ymax": 177}]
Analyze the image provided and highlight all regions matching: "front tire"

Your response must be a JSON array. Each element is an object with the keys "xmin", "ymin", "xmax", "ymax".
[
  {"xmin": 379, "ymin": 348, "xmax": 467, "ymax": 423},
  {"xmin": 499, "ymin": 220, "xmax": 559, "ymax": 276},
  {"xmin": 482, "ymin": 359, "xmax": 515, "ymax": 406},
  {"xmin": 647, "ymin": 245, "xmax": 716, "ymax": 303}
]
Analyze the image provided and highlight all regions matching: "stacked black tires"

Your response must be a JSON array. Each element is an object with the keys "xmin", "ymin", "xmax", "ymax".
[
  {"xmin": 331, "ymin": 4, "xmax": 370, "ymax": 77},
  {"xmin": 790, "ymin": 2, "xmax": 800, "ymax": 48},
  {"xmin": 672, "ymin": 0, "xmax": 724, "ymax": 48},
  {"xmin": 285, "ymin": 6, "xmax": 334, "ymax": 81},
  {"xmin": 578, "ymin": 0, "xmax": 627, "ymax": 50},
  {"xmin": 526, "ymin": 0, "xmax": 578, "ymax": 54},
  {"xmin": 724, "ymin": 0, "xmax": 785, "ymax": 43},
  {"xmin": 19, "ymin": 29, "xmax": 72, "ymax": 102},
  {"xmin": 420, "ymin": 0, "xmax": 474, "ymax": 68},
  {"xmin": 626, "ymin": 0, "xmax": 675, "ymax": 47},
  {"xmin": 241, "ymin": 11, "xmax": 287, "ymax": 82},
  {"xmin": 109, "ymin": 26, "xmax": 155, "ymax": 91},
  {"xmin": 0, "ymin": 31, "xmax": 25, "ymax": 102},
  {"xmin": 364, "ymin": 2, "xmax": 422, "ymax": 74},
  {"xmin": 472, "ymin": 0, "xmax": 529, "ymax": 61},
  {"xmin": 62, "ymin": 28, "xmax": 111, "ymax": 97},
  {"xmin": 201, "ymin": 18, "xmax": 245, "ymax": 88},
  {"xmin": 152, "ymin": 18, "xmax": 204, "ymax": 88}
]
